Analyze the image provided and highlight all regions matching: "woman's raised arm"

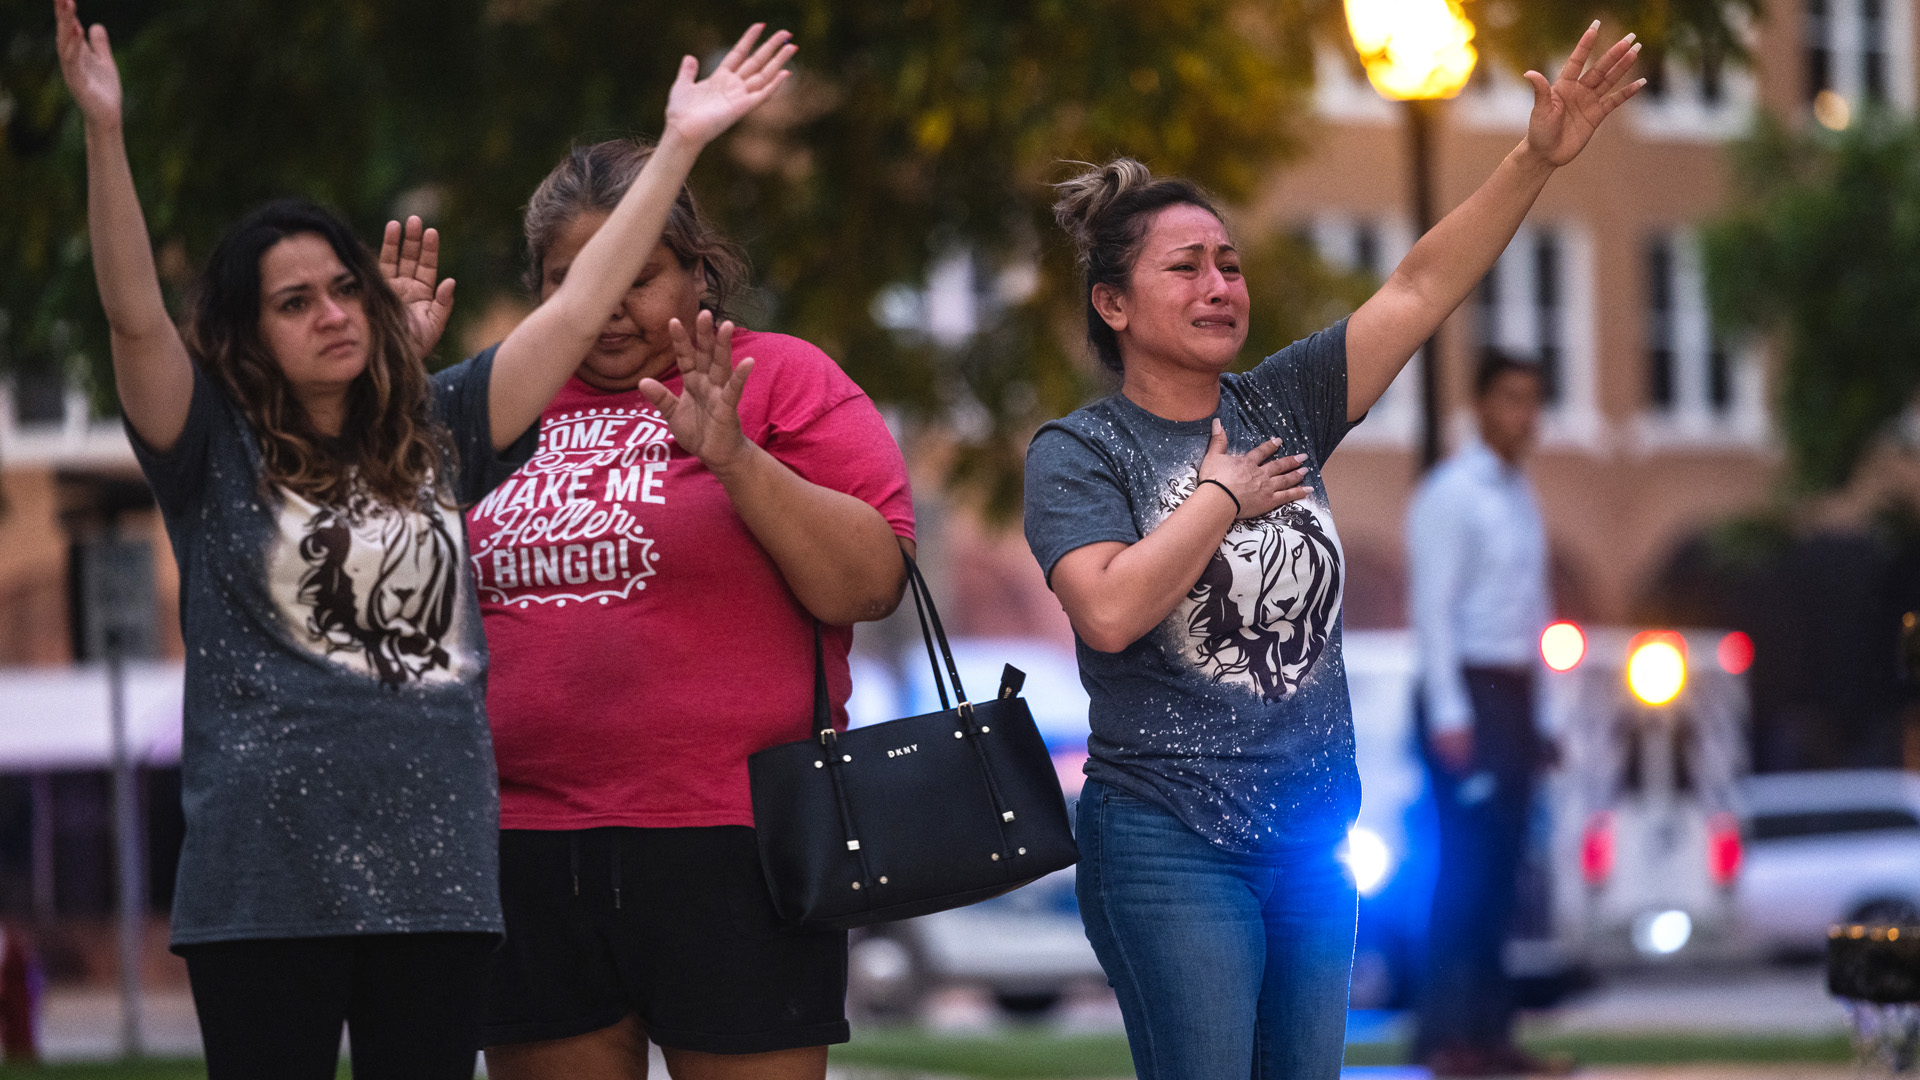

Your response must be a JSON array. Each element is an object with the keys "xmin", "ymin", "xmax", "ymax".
[
  {"xmin": 55, "ymin": 0, "xmax": 194, "ymax": 452},
  {"xmin": 483, "ymin": 24, "xmax": 794, "ymax": 452},
  {"xmin": 1344, "ymin": 22, "xmax": 1642, "ymax": 422}
]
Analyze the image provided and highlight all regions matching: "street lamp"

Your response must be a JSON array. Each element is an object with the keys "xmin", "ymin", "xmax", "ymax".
[{"xmin": 1344, "ymin": 0, "xmax": 1478, "ymax": 470}]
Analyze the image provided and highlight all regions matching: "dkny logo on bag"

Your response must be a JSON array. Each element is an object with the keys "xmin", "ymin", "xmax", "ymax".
[{"xmin": 886, "ymin": 744, "xmax": 920, "ymax": 758}]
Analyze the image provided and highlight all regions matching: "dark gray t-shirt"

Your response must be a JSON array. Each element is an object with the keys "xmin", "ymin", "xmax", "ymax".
[
  {"xmin": 1023, "ymin": 321, "xmax": 1361, "ymax": 854},
  {"xmin": 131, "ymin": 353, "xmax": 533, "ymax": 945}
]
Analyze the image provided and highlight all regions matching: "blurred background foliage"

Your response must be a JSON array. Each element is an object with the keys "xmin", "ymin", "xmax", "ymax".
[
  {"xmin": 1, "ymin": 0, "xmax": 1757, "ymax": 512},
  {"xmin": 1704, "ymin": 112, "xmax": 1920, "ymax": 494}
]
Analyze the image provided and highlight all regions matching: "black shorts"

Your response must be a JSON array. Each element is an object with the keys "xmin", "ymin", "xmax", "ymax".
[{"xmin": 483, "ymin": 826, "xmax": 849, "ymax": 1054}]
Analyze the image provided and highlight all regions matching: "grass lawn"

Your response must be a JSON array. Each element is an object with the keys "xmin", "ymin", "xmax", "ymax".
[
  {"xmin": 834, "ymin": 1030, "xmax": 1137, "ymax": 1078},
  {"xmin": 0, "ymin": 1031, "xmax": 1857, "ymax": 1080},
  {"xmin": 0, "ymin": 1065, "xmax": 213, "ymax": 1079},
  {"xmin": 0, "ymin": 1065, "xmax": 357, "ymax": 1079},
  {"xmin": 830, "ymin": 1028, "xmax": 1857, "ymax": 1078}
]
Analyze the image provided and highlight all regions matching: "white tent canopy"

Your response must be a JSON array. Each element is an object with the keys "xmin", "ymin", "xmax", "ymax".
[{"xmin": 0, "ymin": 661, "xmax": 183, "ymax": 770}]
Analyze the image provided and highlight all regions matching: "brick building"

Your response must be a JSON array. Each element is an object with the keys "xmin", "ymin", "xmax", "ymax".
[{"xmin": 941, "ymin": 0, "xmax": 1920, "ymax": 647}]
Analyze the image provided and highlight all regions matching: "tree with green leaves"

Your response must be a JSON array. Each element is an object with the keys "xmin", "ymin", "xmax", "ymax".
[
  {"xmin": 2, "ymin": 0, "xmax": 1758, "ymax": 511},
  {"xmin": 1703, "ymin": 114, "xmax": 1920, "ymax": 493}
]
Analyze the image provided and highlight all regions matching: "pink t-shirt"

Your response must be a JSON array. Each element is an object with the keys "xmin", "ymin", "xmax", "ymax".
[{"xmin": 468, "ymin": 330, "xmax": 915, "ymax": 830}]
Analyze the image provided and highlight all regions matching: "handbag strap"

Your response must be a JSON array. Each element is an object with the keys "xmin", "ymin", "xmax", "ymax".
[
  {"xmin": 901, "ymin": 550, "xmax": 971, "ymax": 715},
  {"xmin": 811, "ymin": 622, "xmax": 831, "ymax": 740},
  {"xmin": 896, "ymin": 553, "xmax": 1018, "ymax": 850},
  {"xmin": 804, "ymin": 548, "xmax": 971, "ymax": 722},
  {"xmin": 800, "ymin": 550, "xmax": 1019, "ymax": 882},
  {"xmin": 808, "ymin": 624, "xmax": 879, "ymax": 889},
  {"xmin": 907, "ymin": 565, "xmax": 949, "ymax": 711}
]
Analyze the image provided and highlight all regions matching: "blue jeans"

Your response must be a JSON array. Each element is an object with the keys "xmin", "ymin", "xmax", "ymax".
[{"xmin": 1076, "ymin": 779, "xmax": 1357, "ymax": 1080}]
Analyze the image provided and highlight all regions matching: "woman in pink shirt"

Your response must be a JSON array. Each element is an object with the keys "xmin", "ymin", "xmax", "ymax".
[{"xmin": 467, "ymin": 44, "xmax": 917, "ymax": 1080}]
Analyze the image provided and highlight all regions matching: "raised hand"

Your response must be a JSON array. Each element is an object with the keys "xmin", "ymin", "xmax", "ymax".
[
  {"xmin": 379, "ymin": 215, "xmax": 456, "ymax": 362},
  {"xmin": 639, "ymin": 309, "xmax": 754, "ymax": 471},
  {"xmin": 1195, "ymin": 421, "xmax": 1312, "ymax": 519},
  {"xmin": 662, "ymin": 24, "xmax": 797, "ymax": 148},
  {"xmin": 54, "ymin": 0, "xmax": 122, "ymax": 127},
  {"xmin": 1523, "ymin": 22, "xmax": 1645, "ymax": 167}
]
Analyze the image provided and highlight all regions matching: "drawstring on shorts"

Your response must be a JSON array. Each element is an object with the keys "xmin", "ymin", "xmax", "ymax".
[
  {"xmin": 568, "ymin": 833, "xmax": 581, "ymax": 897},
  {"xmin": 563, "ymin": 831, "xmax": 623, "ymax": 909},
  {"xmin": 610, "ymin": 834, "xmax": 622, "ymax": 910}
]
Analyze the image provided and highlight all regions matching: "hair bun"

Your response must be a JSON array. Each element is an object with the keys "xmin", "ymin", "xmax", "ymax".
[
  {"xmin": 1049, "ymin": 159, "xmax": 1221, "ymax": 374},
  {"xmin": 1052, "ymin": 158, "xmax": 1155, "ymax": 261}
]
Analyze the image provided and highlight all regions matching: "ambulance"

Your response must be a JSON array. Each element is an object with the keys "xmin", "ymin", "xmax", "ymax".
[{"xmin": 1344, "ymin": 623, "xmax": 1754, "ymax": 1006}]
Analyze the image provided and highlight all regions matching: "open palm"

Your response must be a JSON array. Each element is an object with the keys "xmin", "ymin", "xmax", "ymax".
[
  {"xmin": 662, "ymin": 23, "xmax": 797, "ymax": 146},
  {"xmin": 638, "ymin": 310, "xmax": 755, "ymax": 470},
  {"xmin": 378, "ymin": 215, "xmax": 455, "ymax": 361},
  {"xmin": 1524, "ymin": 23, "xmax": 1644, "ymax": 167},
  {"xmin": 54, "ymin": 0, "xmax": 122, "ymax": 125}
]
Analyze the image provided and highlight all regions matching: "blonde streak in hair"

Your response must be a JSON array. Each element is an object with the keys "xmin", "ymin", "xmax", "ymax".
[
  {"xmin": 1053, "ymin": 158, "xmax": 1135, "ymax": 253},
  {"xmin": 362, "ymin": 285, "xmax": 440, "ymax": 507}
]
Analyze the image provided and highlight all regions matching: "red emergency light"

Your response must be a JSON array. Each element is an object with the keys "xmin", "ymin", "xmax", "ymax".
[
  {"xmin": 1707, "ymin": 811, "xmax": 1743, "ymax": 886},
  {"xmin": 1581, "ymin": 810, "xmax": 1615, "ymax": 886},
  {"xmin": 1717, "ymin": 631, "xmax": 1754, "ymax": 675},
  {"xmin": 1541, "ymin": 621, "xmax": 1586, "ymax": 672}
]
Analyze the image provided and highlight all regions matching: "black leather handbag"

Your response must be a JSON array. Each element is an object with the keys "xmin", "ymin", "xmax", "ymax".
[{"xmin": 748, "ymin": 554, "xmax": 1079, "ymax": 929}]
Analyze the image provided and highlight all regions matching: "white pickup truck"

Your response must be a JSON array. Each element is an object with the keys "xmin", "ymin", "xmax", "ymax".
[{"xmin": 1737, "ymin": 769, "xmax": 1920, "ymax": 956}]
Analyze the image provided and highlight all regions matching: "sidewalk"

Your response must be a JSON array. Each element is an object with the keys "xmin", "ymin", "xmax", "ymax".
[
  {"xmin": 40, "ymin": 987, "xmax": 201, "ymax": 1061},
  {"xmin": 1528, "ymin": 965, "xmax": 1848, "ymax": 1038},
  {"xmin": 37, "ymin": 981, "xmax": 1860, "ymax": 1078},
  {"xmin": 1336, "ymin": 1060, "xmax": 1843, "ymax": 1068},
  {"xmin": 825, "ymin": 1057, "xmax": 1861, "ymax": 1080}
]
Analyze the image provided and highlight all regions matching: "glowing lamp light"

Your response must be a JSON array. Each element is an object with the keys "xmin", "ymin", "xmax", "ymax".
[
  {"xmin": 1717, "ymin": 631, "xmax": 1754, "ymax": 675},
  {"xmin": 1541, "ymin": 621, "xmax": 1587, "ymax": 672},
  {"xmin": 1343, "ymin": 0, "xmax": 1479, "ymax": 100},
  {"xmin": 1627, "ymin": 631, "xmax": 1687, "ymax": 706},
  {"xmin": 1341, "ymin": 825, "xmax": 1395, "ymax": 897}
]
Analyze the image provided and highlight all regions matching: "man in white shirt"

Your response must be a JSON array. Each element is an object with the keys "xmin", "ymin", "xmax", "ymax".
[{"xmin": 1406, "ymin": 353, "xmax": 1564, "ymax": 1077}]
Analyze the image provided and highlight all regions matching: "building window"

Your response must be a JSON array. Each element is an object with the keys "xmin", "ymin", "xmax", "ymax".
[
  {"xmin": 1635, "ymin": 231, "xmax": 1766, "ymax": 447},
  {"xmin": 1534, "ymin": 233, "xmax": 1563, "ymax": 404},
  {"xmin": 1629, "ymin": 36, "xmax": 1757, "ymax": 141},
  {"xmin": 1647, "ymin": 240, "xmax": 1676, "ymax": 409},
  {"xmin": 1643, "ymin": 45, "xmax": 1725, "ymax": 105},
  {"xmin": 1308, "ymin": 215, "xmax": 1417, "ymax": 446},
  {"xmin": 1476, "ymin": 229, "xmax": 1567, "ymax": 406},
  {"xmin": 1474, "ymin": 224, "xmax": 1602, "ymax": 447},
  {"xmin": 1645, "ymin": 234, "xmax": 1732, "ymax": 417},
  {"xmin": 1806, "ymin": 0, "xmax": 1913, "ymax": 108}
]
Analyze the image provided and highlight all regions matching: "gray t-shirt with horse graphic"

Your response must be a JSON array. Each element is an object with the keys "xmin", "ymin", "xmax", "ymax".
[
  {"xmin": 1023, "ymin": 321, "xmax": 1361, "ymax": 854},
  {"xmin": 132, "ymin": 353, "xmax": 532, "ymax": 945}
]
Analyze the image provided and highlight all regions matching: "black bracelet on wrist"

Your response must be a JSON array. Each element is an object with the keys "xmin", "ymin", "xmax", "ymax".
[{"xmin": 1197, "ymin": 478, "xmax": 1241, "ymax": 516}]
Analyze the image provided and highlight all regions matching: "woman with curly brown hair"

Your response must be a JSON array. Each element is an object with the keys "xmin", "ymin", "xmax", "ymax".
[{"xmin": 54, "ymin": 1, "xmax": 793, "ymax": 1074}]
